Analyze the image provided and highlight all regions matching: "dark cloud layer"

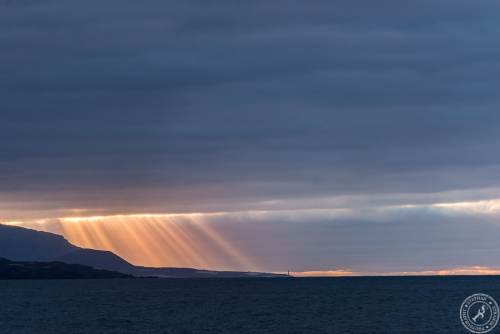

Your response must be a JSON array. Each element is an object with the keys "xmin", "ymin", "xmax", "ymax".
[{"xmin": 2, "ymin": 0, "xmax": 500, "ymax": 215}]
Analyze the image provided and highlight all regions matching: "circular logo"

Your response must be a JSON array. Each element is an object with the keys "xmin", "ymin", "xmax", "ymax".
[{"xmin": 460, "ymin": 293, "xmax": 499, "ymax": 333}]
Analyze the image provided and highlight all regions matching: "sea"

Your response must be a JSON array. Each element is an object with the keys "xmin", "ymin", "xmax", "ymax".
[{"xmin": 1, "ymin": 276, "xmax": 498, "ymax": 333}]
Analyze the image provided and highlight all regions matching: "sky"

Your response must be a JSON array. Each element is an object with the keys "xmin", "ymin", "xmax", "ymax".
[{"xmin": 3, "ymin": 0, "xmax": 500, "ymax": 274}]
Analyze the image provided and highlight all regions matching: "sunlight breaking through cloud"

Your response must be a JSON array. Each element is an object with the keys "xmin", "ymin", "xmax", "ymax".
[
  {"xmin": 6, "ymin": 196, "xmax": 500, "ymax": 273},
  {"xmin": 9, "ymin": 214, "xmax": 257, "ymax": 271}
]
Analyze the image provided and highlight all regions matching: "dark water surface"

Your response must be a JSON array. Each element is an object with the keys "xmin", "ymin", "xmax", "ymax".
[{"xmin": 1, "ymin": 276, "xmax": 499, "ymax": 333}]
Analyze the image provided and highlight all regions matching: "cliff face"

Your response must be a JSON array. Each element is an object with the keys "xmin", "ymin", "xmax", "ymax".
[
  {"xmin": 0, "ymin": 224, "xmax": 77, "ymax": 261},
  {"xmin": 0, "ymin": 224, "xmax": 136, "ymax": 273}
]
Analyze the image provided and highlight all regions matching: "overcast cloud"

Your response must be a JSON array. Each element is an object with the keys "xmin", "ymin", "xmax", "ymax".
[{"xmin": 2, "ymin": 0, "xmax": 500, "ymax": 271}]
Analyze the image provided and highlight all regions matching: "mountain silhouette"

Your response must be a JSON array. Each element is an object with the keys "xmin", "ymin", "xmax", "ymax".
[
  {"xmin": 58, "ymin": 248, "xmax": 136, "ymax": 274},
  {"xmin": 0, "ymin": 224, "xmax": 288, "ymax": 278},
  {"xmin": 0, "ymin": 224, "xmax": 75, "ymax": 261},
  {"xmin": 0, "ymin": 224, "xmax": 136, "ymax": 274}
]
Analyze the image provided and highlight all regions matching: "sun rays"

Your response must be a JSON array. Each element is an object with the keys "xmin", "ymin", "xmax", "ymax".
[{"xmin": 10, "ymin": 213, "xmax": 257, "ymax": 271}]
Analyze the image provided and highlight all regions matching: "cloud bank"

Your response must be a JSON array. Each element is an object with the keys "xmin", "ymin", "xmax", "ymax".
[
  {"xmin": 2, "ymin": 0, "xmax": 500, "ymax": 272},
  {"xmin": 2, "ymin": 0, "xmax": 500, "ymax": 217}
]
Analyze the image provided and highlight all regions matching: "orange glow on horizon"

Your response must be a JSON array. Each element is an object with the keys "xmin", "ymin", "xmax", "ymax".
[{"xmin": 294, "ymin": 267, "xmax": 500, "ymax": 277}]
